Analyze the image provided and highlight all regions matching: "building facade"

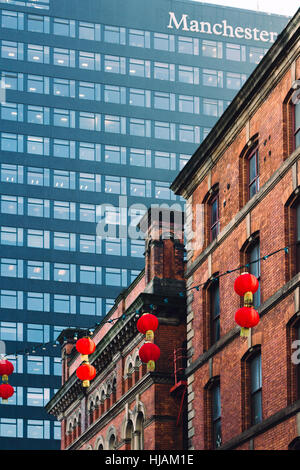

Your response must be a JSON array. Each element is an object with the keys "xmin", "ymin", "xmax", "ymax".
[
  {"xmin": 171, "ymin": 7, "xmax": 300, "ymax": 450},
  {"xmin": 0, "ymin": 0, "xmax": 289, "ymax": 450}
]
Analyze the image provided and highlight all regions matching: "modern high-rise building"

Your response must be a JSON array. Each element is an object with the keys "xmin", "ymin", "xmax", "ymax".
[{"xmin": 0, "ymin": 0, "xmax": 289, "ymax": 450}]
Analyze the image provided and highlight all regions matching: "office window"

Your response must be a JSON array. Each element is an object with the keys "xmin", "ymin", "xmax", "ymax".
[
  {"xmin": 154, "ymin": 121, "xmax": 175, "ymax": 141},
  {"xmin": 104, "ymin": 115, "xmax": 126, "ymax": 134},
  {"xmin": 79, "ymin": 204, "xmax": 96, "ymax": 223},
  {"xmin": 130, "ymin": 240, "xmax": 144, "ymax": 258},
  {"xmin": 105, "ymin": 238, "xmax": 121, "ymax": 256},
  {"xmin": 53, "ymin": 295, "xmax": 76, "ymax": 314},
  {"xmin": 27, "ymin": 229, "xmax": 49, "ymax": 249},
  {"xmin": 0, "ymin": 418, "xmax": 23, "ymax": 438},
  {"xmin": 1, "ymin": 195, "xmax": 23, "ymax": 215},
  {"xmin": 179, "ymin": 124, "xmax": 200, "ymax": 143},
  {"xmin": 79, "ymin": 234, "xmax": 101, "ymax": 254},
  {"xmin": 153, "ymin": 91, "xmax": 175, "ymax": 111},
  {"xmin": 79, "ymin": 81, "xmax": 100, "ymax": 101},
  {"xmin": 53, "ymin": 18, "xmax": 75, "ymax": 37},
  {"xmin": 27, "ymin": 74, "xmax": 49, "ymax": 94},
  {"xmin": 0, "ymin": 321, "xmax": 23, "ymax": 342},
  {"xmin": 130, "ymin": 178, "xmax": 151, "ymax": 198},
  {"xmin": 27, "ymin": 167, "xmax": 50, "ymax": 186},
  {"xmin": 27, "ymin": 136, "xmax": 49, "ymax": 155},
  {"xmin": 154, "ymin": 151, "xmax": 176, "ymax": 171},
  {"xmin": 53, "ymin": 201, "xmax": 75, "ymax": 221},
  {"xmin": 1, "ymin": 132, "xmax": 23, "ymax": 153},
  {"xmin": 130, "ymin": 118, "xmax": 151, "ymax": 137},
  {"xmin": 203, "ymin": 69, "xmax": 223, "ymax": 88},
  {"xmin": 79, "ymin": 173, "xmax": 101, "ymax": 192},
  {"xmin": 1, "ymin": 102, "xmax": 23, "ymax": 121},
  {"xmin": 53, "ymin": 48, "xmax": 75, "ymax": 67},
  {"xmin": 53, "ymin": 139, "xmax": 75, "ymax": 159},
  {"xmin": 105, "ymin": 175, "xmax": 126, "ymax": 195},
  {"xmin": 1, "ymin": 40, "xmax": 23, "ymax": 60},
  {"xmin": 54, "ymin": 263, "xmax": 75, "ymax": 283},
  {"xmin": 104, "ymin": 54, "xmax": 126, "ymax": 74},
  {"xmin": 79, "ymin": 297, "xmax": 102, "ymax": 316},
  {"xmin": 1, "ymin": 163, "xmax": 23, "ymax": 184},
  {"xmin": 104, "ymin": 84, "xmax": 125, "ymax": 104},
  {"xmin": 1, "ymin": 71, "xmax": 23, "ymax": 91},
  {"xmin": 79, "ymin": 141, "xmax": 101, "ymax": 162},
  {"xmin": 79, "ymin": 21, "xmax": 100, "ymax": 40},
  {"xmin": 79, "ymin": 112, "xmax": 100, "ymax": 131},
  {"xmin": 179, "ymin": 95, "xmax": 200, "ymax": 114},
  {"xmin": 211, "ymin": 382, "xmax": 222, "ymax": 448},
  {"xmin": 53, "ymin": 232, "xmax": 75, "ymax": 251},
  {"xmin": 27, "ymin": 388, "xmax": 50, "ymax": 407},
  {"xmin": 53, "ymin": 359, "xmax": 62, "ymax": 377},
  {"xmin": 226, "ymin": 43, "xmax": 246, "ymax": 61},
  {"xmin": 129, "ymin": 148, "xmax": 150, "ymax": 167},
  {"xmin": 27, "ymin": 44, "xmax": 49, "ymax": 63},
  {"xmin": 53, "ymin": 170, "xmax": 75, "ymax": 190},
  {"xmin": 27, "ymin": 323, "xmax": 49, "ymax": 343},
  {"xmin": 179, "ymin": 154, "xmax": 190, "ymax": 170},
  {"xmin": 28, "ymin": 14, "xmax": 49, "ymax": 33},
  {"xmin": 1, "ymin": 226, "xmax": 23, "ymax": 246},
  {"xmin": 129, "ymin": 88, "xmax": 151, "ymax": 108},
  {"xmin": 248, "ymin": 148, "xmax": 259, "ymax": 199},
  {"xmin": 103, "ymin": 25, "xmax": 125, "ymax": 44},
  {"xmin": 27, "ymin": 261, "xmax": 49, "ymax": 281},
  {"xmin": 27, "ymin": 292, "xmax": 49, "ymax": 312},
  {"xmin": 250, "ymin": 353, "xmax": 262, "ymax": 425},
  {"xmin": 27, "ymin": 420, "xmax": 50, "ymax": 439},
  {"xmin": 53, "ymin": 108, "xmax": 75, "ymax": 128},
  {"xmin": 1, "ymin": 10, "xmax": 24, "ymax": 30},
  {"xmin": 1, "ymin": 258, "xmax": 23, "ymax": 278},
  {"xmin": 1, "ymin": 290, "xmax": 22, "ymax": 309},
  {"xmin": 249, "ymin": 46, "xmax": 267, "ymax": 64},
  {"xmin": 27, "ymin": 198, "xmax": 50, "ymax": 218},
  {"xmin": 203, "ymin": 98, "xmax": 223, "ymax": 117},
  {"xmin": 202, "ymin": 39, "xmax": 223, "ymax": 58},
  {"xmin": 153, "ymin": 32, "xmax": 175, "ymax": 52},
  {"xmin": 154, "ymin": 62, "xmax": 175, "ymax": 81},
  {"xmin": 80, "ymin": 266, "xmax": 102, "ymax": 285},
  {"xmin": 27, "ymin": 356, "xmax": 50, "ymax": 375},
  {"xmin": 128, "ymin": 29, "xmax": 150, "ymax": 48},
  {"xmin": 104, "ymin": 145, "xmax": 125, "ymax": 164},
  {"xmin": 154, "ymin": 181, "xmax": 173, "ymax": 200},
  {"xmin": 178, "ymin": 36, "xmax": 199, "ymax": 55},
  {"xmin": 129, "ymin": 58, "xmax": 150, "ymax": 78},
  {"xmin": 79, "ymin": 51, "xmax": 100, "ymax": 71},
  {"xmin": 178, "ymin": 65, "xmax": 199, "ymax": 85},
  {"xmin": 27, "ymin": 105, "xmax": 49, "ymax": 125},
  {"xmin": 105, "ymin": 268, "xmax": 127, "ymax": 287},
  {"xmin": 226, "ymin": 72, "xmax": 247, "ymax": 90},
  {"xmin": 53, "ymin": 78, "xmax": 75, "ymax": 98}
]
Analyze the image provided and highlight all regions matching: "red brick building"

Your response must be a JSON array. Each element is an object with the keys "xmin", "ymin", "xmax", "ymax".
[
  {"xmin": 46, "ymin": 209, "xmax": 188, "ymax": 450},
  {"xmin": 47, "ymin": 9, "xmax": 300, "ymax": 451},
  {"xmin": 170, "ymin": 8, "xmax": 300, "ymax": 451}
]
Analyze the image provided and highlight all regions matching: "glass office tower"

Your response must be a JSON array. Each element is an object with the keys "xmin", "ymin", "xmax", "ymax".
[{"xmin": 0, "ymin": 0, "xmax": 289, "ymax": 450}]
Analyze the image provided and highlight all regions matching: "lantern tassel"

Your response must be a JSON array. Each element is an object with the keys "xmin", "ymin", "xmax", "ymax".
[
  {"xmin": 145, "ymin": 330, "xmax": 154, "ymax": 342},
  {"xmin": 82, "ymin": 380, "xmax": 90, "ymax": 388},
  {"xmin": 240, "ymin": 327, "xmax": 250, "ymax": 337},
  {"xmin": 147, "ymin": 360, "xmax": 155, "ymax": 372}
]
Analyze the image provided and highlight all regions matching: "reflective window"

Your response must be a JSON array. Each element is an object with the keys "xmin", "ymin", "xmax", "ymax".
[
  {"xmin": 1, "ymin": 40, "xmax": 23, "ymax": 60},
  {"xmin": 79, "ymin": 112, "xmax": 100, "ymax": 131},
  {"xmin": 203, "ymin": 98, "xmax": 223, "ymax": 117},
  {"xmin": 27, "ymin": 198, "xmax": 50, "ymax": 218},
  {"xmin": 179, "ymin": 124, "xmax": 200, "ymax": 143},
  {"xmin": 178, "ymin": 36, "xmax": 199, "ymax": 55},
  {"xmin": 250, "ymin": 354, "xmax": 262, "ymax": 425},
  {"xmin": 104, "ymin": 54, "xmax": 125, "ymax": 74},
  {"xmin": 203, "ymin": 69, "xmax": 223, "ymax": 88},
  {"xmin": 226, "ymin": 72, "xmax": 247, "ymax": 90},
  {"xmin": 178, "ymin": 65, "xmax": 199, "ymax": 84},
  {"xmin": 28, "ymin": 14, "xmax": 49, "ymax": 33},
  {"xmin": 79, "ymin": 51, "xmax": 100, "ymax": 70},
  {"xmin": 53, "ymin": 18, "xmax": 75, "ymax": 37},
  {"xmin": 154, "ymin": 32, "xmax": 175, "ymax": 52},
  {"xmin": 104, "ymin": 115, "xmax": 126, "ymax": 134},
  {"xmin": 80, "ymin": 266, "xmax": 102, "ymax": 285},
  {"xmin": 79, "ymin": 21, "xmax": 100, "ymax": 41},
  {"xmin": 27, "ymin": 229, "xmax": 49, "ymax": 249},
  {"xmin": 79, "ymin": 297, "xmax": 102, "ymax": 316},
  {"xmin": 1, "ymin": 132, "xmax": 23, "ymax": 152},
  {"xmin": 202, "ymin": 40, "xmax": 223, "ymax": 58},
  {"xmin": 179, "ymin": 95, "xmax": 200, "ymax": 114},
  {"xmin": 27, "ymin": 292, "xmax": 49, "ymax": 312},
  {"xmin": 1, "ymin": 10, "xmax": 24, "ymax": 30},
  {"xmin": 53, "ymin": 295, "xmax": 75, "ymax": 314},
  {"xmin": 79, "ymin": 173, "xmax": 101, "ymax": 192},
  {"xmin": 1, "ymin": 195, "xmax": 23, "ymax": 215},
  {"xmin": 27, "ymin": 74, "xmax": 49, "ymax": 94},
  {"xmin": 53, "ymin": 78, "xmax": 75, "ymax": 98},
  {"xmin": 129, "ymin": 29, "xmax": 150, "ymax": 48},
  {"xmin": 53, "ymin": 48, "xmax": 75, "ymax": 67},
  {"xmin": 154, "ymin": 121, "xmax": 175, "ymax": 140},
  {"xmin": 27, "ymin": 261, "xmax": 49, "ymax": 281},
  {"xmin": 104, "ymin": 84, "xmax": 125, "ymax": 104},
  {"xmin": 27, "ymin": 167, "xmax": 49, "ymax": 186},
  {"xmin": 79, "ymin": 204, "xmax": 96, "ymax": 222},
  {"xmin": 53, "ymin": 201, "xmax": 75, "ymax": 220},
  {"xmin": 130, "ymin": 118, "xmax": 151, "ymax": 137},
  {"xmin": 226, "ymin": 43, "xmax": 246, "ymax": 62},
  {"xmin": 129, "ymin": 58, "xmax": 150, "ymax": 78},
  {"xmin": 53, "ymin": 139, "xmax": 75, "ymax": 159},
  {"xmin": 27, "ymin": 105, "xmax": 49, "ymax": 125},
  {"xmin": 53, "ymin": 232, "xmax": 75, "ymax": 251},
  {"xmin": 154, "ymin": 62, "xmax": 175, "ymax": 81},
  {"xmin": 129, "ymin": 148, "xmax": 150, "ymax": 167},
  {"xmin": 103, "ymin": 25, "xmax": 125, "ymax": 44},
  {"xmin": 154, "ymin": 151, "xmax": 176, "ymax": 171},
  {"xmin": 27, "ymin": 44, "xmax": 49, "ymax": 64},
  {"xmin": 1, "ymin": 163, "xmax": 23, "ymax": 184},
  {"xmin": 79, "ymin": 142, "xmax": 100, "ymax": 162},
  {"xmin": 249, "ymin": 46, "xmax": 268, "ymax": 64},
  {"xmin": 1, "ymin": 71, "xmax": 23, "ymax": 91},
  {"xmin": 79, "ymin": 234, "xmax": 101, "ymax": 254},
  {"xmin": 53, "ymin": 108, "xmax": 75, "ymax": 128},
  {"xmin": 129, "ymin": 88, "xmax": 150, "ymax": 107},
  {"xmin": 79, "ymin": 81, "xmax": 100, "ymax": 101},
  {"xmin": 153, "ymin": 91, "xmax": 175, "ymax": 111},
  {"xmin": 1, "ymin": 102, "xmax": 23, "ymax": 121},
  {"xmin": 27, "ymin": 420, "xmax": 50, "ymax": 439},
  {"xmin": 104, "ymin": 145, "xmax": 125, "ymax": 165},
  {"xmin": 27, "ymin": 136, "xmax": 49, "ymax": 155}
]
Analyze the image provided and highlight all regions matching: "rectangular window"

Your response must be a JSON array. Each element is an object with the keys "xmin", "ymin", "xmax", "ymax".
[
  {"xmin": 104, "ymin": 115, "xmax": 126, "ymax": 134},
  {"xmin": 53, "ymin": 201, "xmax": 75, "ymax": 221},
  {"xmin": 79, "ymin": 51, "xmax": 100, "ymax": 71},
  {"xmin": 53, "ymin": 232, "xmax": 75, "ymax": 252},
  {"xmin": 27, "ymin": 167, "xmax": 50, "ymax": 186},
  {"xmin": 202, "ymin": 40, "xmax": 223, "ymax": 59},
  {"xmin": 53, "ymin": 295, "xmax": 76, "ymax": 314},
  {"xmin": 203, "ymin": 69, "xmax": 223, "ymax": 88},
  {"xmin": 130, "ymin": 240, "xmax": 144, "ymax": 258},
  {"xmin": 154, "ymin": 121, "xmax": 175, "ymax": 141},
  {"xmin": 248, "ymin": 148, "xmax": 259, "ymax": 199},
  {"xmin": 249, "ymin": 46, "xmax": 267, "ymax": 64},
  {"xmin": 28, "ymin": 14, "xmax": 49, "ymax": 33},
  {"xmin": 153, "ymin": 91, "xmax": 175, "ymax": 111},
  {"xmin": 1, "ymin": 71, "xmax": 23, "ymax": 91},
  {"xmin": 155, "ymin": 181, "xmax": 174, "ymax": 200},
  {"xmin": 1, "ymin": 226, "xmax": 23, "ymax": 246},
  {"xmin": 79, "ymin": 173, "xmax": 101, "ymax": 192},
  {"xmin": 79, "ymin": 142, "xmax": 101, "ymax": 162},
  {"xmin": 79, "ymin": 234, "xmax": 101, "ymax": 254},
  {"xmin": 179, "ymin": 95, "xmax": 200, "ymax": 114},
  {"xmin": 53, "ymin": 48, "xmax": 75, "ymax": 67},
  {"xmin": 27, "ymin": 44, "xmax": 49, "ymax": 64},
  {"xmin": 79, "ymin": 297, "xmax": 102, "ymax": 316},
  {"xmin": 27, "ymin": 292, "xmax": 49, "ymax": 312},
  {"xmin": 130, "ymin": 118, "xmax": 151, "ymax": 138},
  {"xmin": 203, "ymin": 98, "xmax": 223, "ymax": 117},
  {"xmin": 79, "ymin": 81, "xmax": 100, "ymax": 101},
  {"xmin": 27, "ymin": 136, "xmax": 49, "ymax": 156},
  {"xmin": 53, "ymin": 169, "xmax": 75, "ymax": 190},
  {"xmin": 80, "ymin": 266, "xmax": 102, "ymax": 285},
  {"xmin": 0, "ymin": 418, "xmax": 23, "ymax": 438},
  {"xmin": 1, "ymin": 40, "xmax": 23, "ymax": 60},
  {"xmin": 226, "ymin": 72, "xmax": 247, "ymax": 90},
  {"xmin": 1, "ymin": 258, "xmax": 23, "ymax": 278},
  {"xmin": 53, "ymin": 108, "xmax": 75, "ymax": 128},
  {"xmin": 27, "ymin": 420, "xmax": 50, "ymax": 439},
  {"xmin": 129, "ymin": 29, "xmax": 150, "ymax": 48},
  {"xmin": 154, "ymin": 62, "xmax": 175, "ymax": 81},
  {"xmin": 27, "ymin": 261, "xmax": 49, "ymax": 281},
  {"xmin": 1, "ymin": 132, "xmax": 23, "ymax": 153},
  {"xmin": 210, "ymin": 194, "xmax": 219, "ymax": 242},
  {"xmin": 79, "ymin": 112, "xmax": 100, "ymax": 131},
  {"xmin": 154, "ymin": 152, "xmax": 176, "ymax": 171},
  {"xmin": 179, "ymin": 124, "xmax": 200, "ymax": 143},
  {"xmin": 104, "ymin": 84, "xmax": 125, "ymax": 104},
  {"xmin": 53, "ymin": 78, "xmax": 75, "ymax": 98},
  {"xmin": 153, "ymin": 32, "xmax": 175, "ymax": 52},
  {"xmin": 104, "ymin": 145, "xmax": 126, "ymax": 165},
  {"xmin": 225, "ymin": 43, "xmax": 246, "ymax": 62},
  {"xmin": 0, "ymin": 321, "xmax": 22, "ymax": 342},
  {"xmin": 54, "ymin": 263, "xmax": 75, "ymax": 283},
  {"xmin": 250, "ymin": 354, "xmax": 262, "ymax": 425},
  {"xmin": 2, "ymin": 10, "xmax": 24, "ymax": 30},
  {"xmin": 129, "ymin": 58, "xmax": 150, "ymax": 78},
  {"xmin": 53, "ymin": 18, "xmax": 75, "ymax": 37},
  {"xmin": 79, "ymin": 21, "xmax": 100, "ymax": 41},
  {"xmin": 210, "ymin": 280, "xmax": 220, "ymax": 344},
  {"xmin": 129, "ymin": 88, "xmax": 151, "ymax": 108},
  {"xmin": 79, "ymin": 204, "xmax": 96, "ymax": 222},
  {"xmin": 27, "ymin": 105, "xmax": 49, "ymax": 125},
  {"xmin": 27, "ymin": 198, "xmax": 50, "ymax": 218},
  {"xmin": 178, "ymin": 36, "xmax": 199, "ymax": 55},
  {"xmin": 1, "ymin": 102, "xmax": 23, "ymax": 122},
  {"xmin": 1, "ymin": 163, "xmax": 23, "ymax": 184},
  {"xmin": 249, "ymin": 241, "xmax": 261, "ymax": 307},
  {"xmin": 104, "ymin": 54, "xmax": 125, "ymax": 74},
  {"xmin": 178, "ymin": 65, "xmax": 199, "ymax": 85},
  {"xmin": 1, "ymin": 195, "xmax": 23, "ymax": 215},
  {"xmin": 105, "ymin": 268, "xmax": 127, "ymax": 287},
  {"xmin": 53, "ymin": 139, "xmax": 75, "ymax": 159},
  {"xmin": 27, "ymin": 74, "xmax": 49, "ymax": 94},
  {"xmin": 212, "ymin": 383, "xmax": 222, "ymax": 448},
  {"xmin": 27, "ymin": 388, "xmax": 50, "ymax": 407},
  {"xmin": 1, "ymin": 290, "xmax": 22, "ymax": 309},
  {"xmin": 27, "ymin": 356, "xmax": 49, "ymax": 375},
  {"xmin": 103, "ymin": 25, "xmax": 125, "ymax": 44},
  {"xmin": 27, "ymin": 229, "xmax": 49, "ymax": 249}
]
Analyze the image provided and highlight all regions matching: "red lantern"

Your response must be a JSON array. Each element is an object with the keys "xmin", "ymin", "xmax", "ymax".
[
  {"xmin": 0, "ymin": 359, "xmax": 14, "ymax": 382},
  {"xmin": 139, "ymin": 342, "xmax": 160, "ymax": 372},
  {"xmin": 76, "ymin": 337, "xmax": 96, "ymax": 361},
  {"xmin": 234, "ymin": 273, "xmax": 259, "ymax": 296},
  {"xmin": 137, "ymin": 313, "xmax": 159, "ymax": 341},
  {"xmin": 235, "ymin": 306, "xmax": 260, "ymax": 336},
  {"xmin": 76, "ymin": 363, "xmax": 96, "ymax": 388},
  {"xmin": 0, "ymin": 383, "xmax": 14, "ymax": 403}
]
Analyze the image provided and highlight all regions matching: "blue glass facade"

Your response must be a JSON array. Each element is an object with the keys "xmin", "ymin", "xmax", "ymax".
[{"xmin": 0, "ymin": 0, "xmax": 288, "ymax": 450}]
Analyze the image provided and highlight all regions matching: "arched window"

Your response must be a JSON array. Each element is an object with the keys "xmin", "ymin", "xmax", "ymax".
[
  {"xmin": 293, "ymin": 98, "xmax": 300, "ymax": 150},
  {"xmin": 108, "ymin": 433, "xmax": 116, "ymax": 450},
  {"xmin": 241, "ymin": 346, "xmax": 262, "ymax": 430},
  {"xmin": 240, "ymin": 234, "xmax": 261, "ymax": 307},
  {"xmin": 204, "ymin": 376, "xmax": 222, "ymax": 449},
  {"xmin": 125, "ymin": 420, "xmax": 134, "ymax": 450},
  {"xmin": 285, "ymin": 190, "xmax": 300, "ymax": 279},
  {"xmin": 238, "ymin": 135, "xmax": 259, "ymax": 208},
  {"xmin": 202, "ymin": 183, "xmax": 220, "ymax": 247},
  {"xmin": 203, "ymin": 275, "xmax": 220, "ymax": 350},
  {"xmin": 135, "ymin": 412, "xmax": 144, "ymax": 450}
]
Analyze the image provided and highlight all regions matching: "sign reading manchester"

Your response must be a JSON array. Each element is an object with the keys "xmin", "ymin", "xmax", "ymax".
[{"xmin": 167, "ymin": 11, "xmax": 278, "ymax": 43}]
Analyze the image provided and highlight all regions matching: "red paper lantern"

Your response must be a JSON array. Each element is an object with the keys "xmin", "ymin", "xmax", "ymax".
[
  {"xmin": 76, "ymin": 363, "xmax": 96, "ymax": 387},
  {"xmin": 76, "ymin": 337, "xmax": 96, "ymax": 356},
  {"xmin": 0, "ymin": 383, "xmax": 14, "ymax": 402},
  {"xmin": 139, "ymin": 342, "xmax": 161, "ymax": 364},
  {"xmin": 234, "ymin": 273, "xmax": 259, "ymax": 297},
  {"xmin": 137, "ymin": 313, "xmax": 159, "ymax": 335},
  {"xmin": 235, "ymin": 306, "xmax": 260, "ymax": 329},
  {"xmin": 0, "ymin": 359, "xmax": 14, "ymax": 378}
]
